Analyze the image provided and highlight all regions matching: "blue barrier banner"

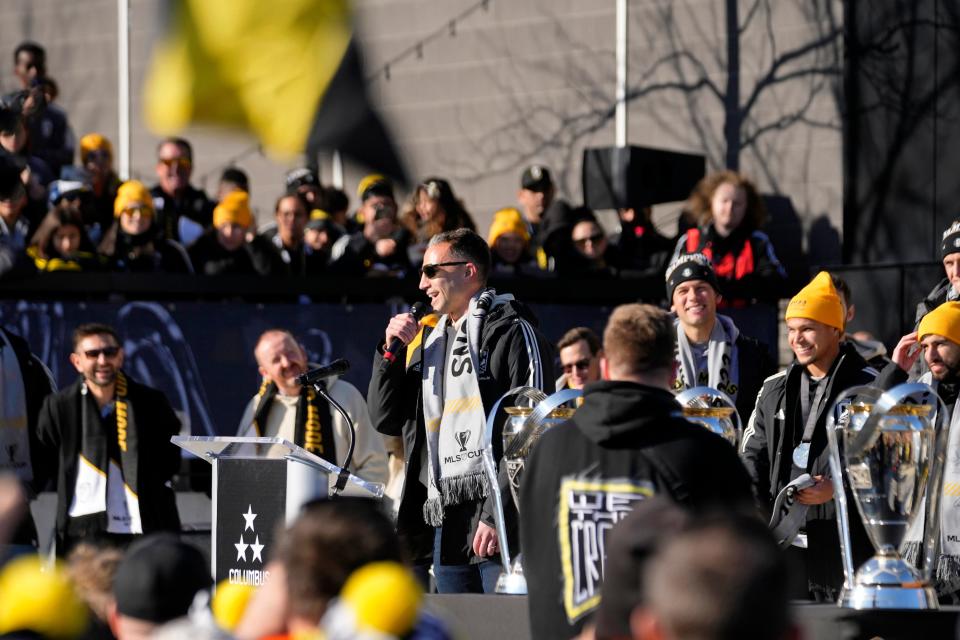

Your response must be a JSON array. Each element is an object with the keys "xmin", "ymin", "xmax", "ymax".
[{"xmin": 2, "ymin": 300, "xmax": 612, "ymax": 437}]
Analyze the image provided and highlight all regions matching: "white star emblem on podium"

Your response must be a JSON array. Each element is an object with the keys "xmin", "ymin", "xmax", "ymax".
[
  {"xmin": 250, "ymin": 535, "xmax": 265, "ymax": 563},
  {"xmin": 235, "ymin": 535, "xmax": 249, "ymax": 561},
  {"xmin": 242, "ymin": 505, "xmax": 257, "ymax": 531}
]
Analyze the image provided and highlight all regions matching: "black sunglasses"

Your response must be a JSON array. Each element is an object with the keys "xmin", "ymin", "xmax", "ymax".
[
  {"xmin": 420, "ymin": 261, "xmax": 469, "ymax": 278},
  {"xmin": 574, "ymin": 233, "xmax": 605, "ymax": 247},
  {"xmin": 83, "ymin": 346, "xmax": 120, "ymax": 359},
  {"xmin": 561, "ymin": 358, "xmax": 592, "ymax": 374}
]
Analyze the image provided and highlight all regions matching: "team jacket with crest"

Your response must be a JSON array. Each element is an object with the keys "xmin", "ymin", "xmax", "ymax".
[
  {"xmin": 520, "ymin": 380, "xmax": 754, "ymax": 640},
  {"xmin": 740, "ymin": 342, "xmax": 878, "ymax": 593}
]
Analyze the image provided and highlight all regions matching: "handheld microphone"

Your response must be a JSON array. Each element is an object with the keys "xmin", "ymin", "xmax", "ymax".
[
  {"xmin": 380, "ymin": 302, "xmax": 429, "ymax": 372},
  {"xmin": 297, "ymin": 358, "xmax": 350, "ymax": 386}
]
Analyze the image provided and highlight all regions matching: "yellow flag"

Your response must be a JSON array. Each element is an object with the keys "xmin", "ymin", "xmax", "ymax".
[{"xmin": 145, "ymin": 0, "xmax": 406, "ymax": 180}]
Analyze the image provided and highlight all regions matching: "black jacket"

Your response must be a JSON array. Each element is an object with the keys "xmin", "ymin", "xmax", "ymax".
[
  {"xmin": 733, "ymin": 333, "xmax": 776, "ymax": 422},
  {"xmin": 740, "ymin": 343, "xmax": 877, "ymax": 594},
  {"xmin": 188, "ymin": 231, "xmax": 284, "ymax": 276},
  {"xmin": 673, "ymin": 225, "xmax": 787, "ymax": 305},
  {"xmin": 367, "ymin": 294, "xmax": 555, "ymax": 565},
  {"xmin": 150, "ymin": 184, "xmax": 214, "ymax": 242},
  {"xmin": 520, "ymin": 380, "xmax": 754, "ymax": 640},
  {"xmin": 35, "ymin": 376, "xmax": 182, "ymax": 552}
]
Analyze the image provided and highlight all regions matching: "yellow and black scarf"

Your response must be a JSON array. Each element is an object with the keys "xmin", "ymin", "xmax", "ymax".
[
  {"xmin": 251, "ymin": 380, "xmax": 337, "ymax": 465},
  {"xmin": 69, "ymin": 371, "xmax": 142, "ymax": 534}
]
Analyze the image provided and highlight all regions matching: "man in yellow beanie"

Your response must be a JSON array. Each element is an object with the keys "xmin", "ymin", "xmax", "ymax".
[
  {"xmin": 740, "ymin": 271, "xmax": 878, "ymax": 601},
  {"xmin": 187, "ymin": 191, "xmax": 284, "ymax": 276},
  {"xmin": 877, "ymin": 301, "xmax": 960, "ymax": 596}
]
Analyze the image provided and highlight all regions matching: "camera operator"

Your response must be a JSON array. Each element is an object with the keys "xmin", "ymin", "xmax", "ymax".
[{"xmin": 329, "ymin": 176, "xmax": 412, "ymax": 278}]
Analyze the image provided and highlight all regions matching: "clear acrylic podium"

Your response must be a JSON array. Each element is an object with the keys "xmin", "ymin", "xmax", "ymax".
[{"xmin": 172, "ymin": 436, "xmax": 384, "ymax": 585}]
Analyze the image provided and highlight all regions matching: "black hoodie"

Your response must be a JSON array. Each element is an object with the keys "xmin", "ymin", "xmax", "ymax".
[{"xmin": 520, "ymin": 380, "xmax": 753, "ymax": 640}]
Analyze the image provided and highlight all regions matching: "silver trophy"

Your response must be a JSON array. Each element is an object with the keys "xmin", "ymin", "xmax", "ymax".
[
  {"xmin": 482, "ymin": 386, "xmax": 582, "ymax": 594},
  {"xmin": 675, "ymin": 386, "xmax": 741, "ymax": 447},
  {"xmin": 826, "ymin": 383, "xmax": 950, "ymax": 609}
]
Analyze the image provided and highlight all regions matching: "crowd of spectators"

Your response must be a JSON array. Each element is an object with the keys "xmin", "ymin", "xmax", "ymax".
[{"xmin": 0, "ymin": 41, "xmax": 792, "ymax": 310}]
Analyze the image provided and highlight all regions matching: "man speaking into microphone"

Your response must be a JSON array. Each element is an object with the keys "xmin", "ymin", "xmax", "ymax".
[
  {"xmin": 368, "ymin": 228, "xmax": 555, "ymax": 593},
  {"xmin": 237, "ymin": 329, "xmax": 387, "ymax": 484}
]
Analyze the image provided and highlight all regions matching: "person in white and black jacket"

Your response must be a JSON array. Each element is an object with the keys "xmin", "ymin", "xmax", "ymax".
[
  {"xmin": 741, "ymin": 272, "xmax": 877, "ymax": 601},
  {"xmin": 367, "ymin": 228, "xmax": 554, "ymax": 594}
]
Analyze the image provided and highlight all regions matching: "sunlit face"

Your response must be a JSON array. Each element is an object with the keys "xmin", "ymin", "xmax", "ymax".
[
  {"xmin": 304, "ymin": 227, "xmax": 333, "ymax": 252},
  {"xmin": 921, "ymin": 334, "xmax": 960, "ymax": 382},
  {"xmin": 70, "ymin": 333, "xmax": 124, "ymax": 389},
  {"xmin": 493, "ymin": 232, "xmax": 525, "ymax": 265},
  {"xmin": 787, "ymin": 317, "xmax": 841, "ymax": 373},
  {"xmin": 0, "ymin": 121, "xmax": 26, "ymax": 154},
  {"xmin": 119, "ymin": 204, "xmax": 152, "ymax": 235},
  {"xmin": 419, "ymin": 242, "xmax": 474, "ymax": 320},
  {"xmin": 572, "ymin": 221, "xmax": 606, "ymax": 260},
  {"xmin": 84, "ymin": 150, "xmax": 112, "ymax": 182},
  {"xmin": 53, "ymin": 224, "xmax": 82, "ymax": 256},
  {"xmin": 14, "ymin": 51, "xmax": 43, "ymax": 87},
  {"xmin": 517, "ymin": 187, "xmax": 552, "ymax": 222},
  {"xmin": 560, "ymin": 339, "xmax": 601, "ymax": 389},
  {"xmin": 672, "ymin": 280, "xmax": 718, "ymax": 331},
  {"xmin": 710, "ymin": 182, "xmax": 747, "ymax": 237},
  {"xmin": 155, "ymin": 142, "xmax": 192, "ymax": 195},
  {"xmin": 275, "ymin": 196, "xmax": 307, "ymax": 247},
  {"xmin": 217, "ymin": 222, "xmax": 246, "ymax": 251},
  {"xmin": 416, "ymin": 189, "xmax": 440, "ymax": 222},
  {"xmin": 944, "ymin": 254, "xmax": 960, "ymax": 294},
  {"xmin": 0, "ymin": 184, "xmax": 26, "ymax": 224},
  {"xmin": 255, "ymin": 331, "xmax": 308, "ymax": 397}
]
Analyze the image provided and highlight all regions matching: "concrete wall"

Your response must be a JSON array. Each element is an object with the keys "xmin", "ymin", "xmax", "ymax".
[{"xmin": 1, "ymin": 0, "xmax": 844, "ymax": 261}]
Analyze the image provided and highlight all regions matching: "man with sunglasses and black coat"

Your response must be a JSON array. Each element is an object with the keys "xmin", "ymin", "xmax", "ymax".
[
  {"xmin": 149, "ymin": 137, "xmax": 213, "ymax": 244},
  {"xmin": 368, "ymin": 228, "xmax": 555, "ymax": 593},
  {"xmin": 35, "ymin": 323, "xmax": 181, "ymax": 555}
]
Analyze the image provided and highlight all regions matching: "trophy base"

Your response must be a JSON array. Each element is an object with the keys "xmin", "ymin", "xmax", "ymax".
[
  {"xmin": 839, "ymin": 555, "xmax": 939, "ymax": 610},
  {"xmin": 495, "ymin": 558, "xmax": 527, "ymax": 595}
]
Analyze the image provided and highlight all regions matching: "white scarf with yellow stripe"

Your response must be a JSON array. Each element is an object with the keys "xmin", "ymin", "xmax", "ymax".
[{"xmin": 421, "ymin": 291, "xmax": 495, "ymax": 527}]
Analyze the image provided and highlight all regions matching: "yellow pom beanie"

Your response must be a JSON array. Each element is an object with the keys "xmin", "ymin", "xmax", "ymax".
[
  {"xmin": 785, "ymin": 271, "xmax": 844, "ymax": 331},
  {"xmin": 918, "ymin": 301, "xmax": 960, "ymax": 346},
  {"xmin": 213, "ymin": 190, "xmax": 253, "ymax": 229},
  {"xmin": 113, "ymin": 180, "xmax": 154, "ymax": 218},
  {"xmin": 487, "ymin": 207, "xmax": 530, "ymax": 247}
]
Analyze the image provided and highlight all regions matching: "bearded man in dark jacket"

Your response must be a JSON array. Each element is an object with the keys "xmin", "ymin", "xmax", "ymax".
[
  {"xmin": 741, "ymin": 272, "xmax": 878, "ymax": 601},
  {"xmin": 520, "ymin": 303, "xmax": 754, "ymax": 640},
  {"xmin": 368, "ymin": 229, "xmax": 554, "ymax": 594},
  {"xmin": 35, "ymin": 323, "xmax": 181, "ymax": 554}
]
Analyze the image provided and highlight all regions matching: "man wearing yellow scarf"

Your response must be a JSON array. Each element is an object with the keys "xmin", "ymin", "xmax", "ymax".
[{"xmin": 740, "ymin": 271, "xmax": 878, "ymax": 601}]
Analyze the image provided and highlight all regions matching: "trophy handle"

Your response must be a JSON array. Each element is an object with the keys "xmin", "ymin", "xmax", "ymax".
[
  {"xmin": 481, "ymin": 386, "xmax": 548, "ymax": 572},
  {"xmin": 826, "ymin": 384, "xmax": 881, "ymax": 589},
  {"xmin": 676, "ymin": 385, "xmax": 743, "ymax": 431}
]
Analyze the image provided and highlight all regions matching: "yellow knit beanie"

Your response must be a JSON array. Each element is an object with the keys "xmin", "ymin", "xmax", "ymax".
[
  {"xmin": 79, "ymin": 133, "xmax": 113, "ymax": 164},
  {"xmin": 918, "ymin": 301, "xmax": 960, "ymax": 345},
  {"xmin": 487, "ymin": 207, "xmax": 530, "ymax": 247},
  {"xmin": 213, "ymin": 190, "xmax": 253, "ymax": 229},
  {"xmin": 784, "ymin": 271, "xmax": 844, "ymax": 331},
  {"xmin": 113, "ymin": 180, "xmax": 154, "ymax": 218}
]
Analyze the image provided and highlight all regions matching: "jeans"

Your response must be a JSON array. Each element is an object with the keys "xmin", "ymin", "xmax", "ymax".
[{"xmin": 432, "ymin": 527, "xmax": 501, "ymax": 593}]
